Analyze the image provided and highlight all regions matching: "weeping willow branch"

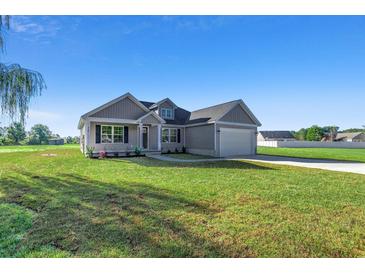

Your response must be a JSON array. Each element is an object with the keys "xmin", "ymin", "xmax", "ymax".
[
  {"xmin": 0, "ymin": 15, "xmax": 10, "ymax": 52},
  {"xmin": 0, "ymin": 15, "xmax": 46, "ymax": 124},
  {"xmin": 0, "ymin": 63, "xmax": 46, "ymax": 124}
]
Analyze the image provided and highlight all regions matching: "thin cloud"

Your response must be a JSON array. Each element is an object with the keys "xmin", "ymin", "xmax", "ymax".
[{"xmin": 10, "ymin": 16, "xmax": 61, "ymax": 42}]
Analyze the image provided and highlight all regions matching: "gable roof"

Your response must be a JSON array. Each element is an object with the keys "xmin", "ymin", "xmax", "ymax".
[
  {"xmin": 149, "ymin": 98, "xmax": 177, "ymax": 110},
  {"xmin": 136, "ymin": 111, "xmax": 166, "ymax": 124},
  {"xmin": 81, "ymin": 92, "xmax": 150, "ymax": 119},
  {"xmin": 259, "ymin": 131, "xmax": 295, "ymax": 139},
  {"xmin": 78, "ymin": 92, "xmax": 261, "ymax": 128},
  {"xmin": 335, "ymin": 132, "xmax": 364, "ymax": 140},
  {"xmin": 140, "ymin": 100, "xmax": 190, "ymax": 125},
  {"xmin": 188, "ymin": 100, "xmax": 261, "ymax": 126}
]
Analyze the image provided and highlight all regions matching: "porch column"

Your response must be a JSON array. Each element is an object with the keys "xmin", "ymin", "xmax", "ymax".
[
  {"xmin": 138, "ymin": 123, "xmax": 143, "ymax": 148},
  {"xmin": 85, "ymin": 120, "xmax": 90, "ymax": 146},
  {"xmin": 157, "ymin": 124, "xmax": 161, "ymax": 151}
]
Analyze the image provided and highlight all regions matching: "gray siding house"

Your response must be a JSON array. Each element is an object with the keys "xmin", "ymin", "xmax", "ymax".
[
  {"xmin": 257, "ymin": 131, "xmax": 296, "ymax": 142},
  {"xmin": 78, "ymin": 92, "xmax": 261, "ymax": 157}
]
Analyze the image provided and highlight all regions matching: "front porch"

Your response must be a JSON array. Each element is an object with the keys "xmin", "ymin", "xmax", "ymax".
[{"xmin": 84, "ymin": 118, "xmax": 162, "ymax": 156}]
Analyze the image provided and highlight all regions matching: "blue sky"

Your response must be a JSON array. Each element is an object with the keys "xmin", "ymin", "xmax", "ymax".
[{"xmin": 1, "ymin": 16, "xmax": 365, "ymax": 136}]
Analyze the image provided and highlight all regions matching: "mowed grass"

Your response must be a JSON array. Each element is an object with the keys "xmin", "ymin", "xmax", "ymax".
[
  {"xmin": 163, "ymin": 153, "xmax": 214, "ymax": 160},
  {"xmin": 0, "ymin": 147, "xmax": 365, "ymax": 257},
  {"xmin": 0, "ymin": 144, "xmax": 79, "ymax": 153},
  {"xmin": 258, "ymin": 146, "xmax": 365, "ymax": 163}
]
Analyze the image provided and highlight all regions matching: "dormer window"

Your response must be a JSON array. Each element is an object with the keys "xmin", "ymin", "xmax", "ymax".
[{"xmin": 161, "ymin": 108, "xmax": 173, "ymax": 119}]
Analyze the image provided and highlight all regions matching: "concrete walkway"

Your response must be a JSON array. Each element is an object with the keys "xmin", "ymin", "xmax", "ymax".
[
  {"xmin": 234, "ymin": 155, "xmax": 365, "ymax": 175},
  {"xmin": 147, "ymin": 154, "xmax": 365, "ymax": 175}
]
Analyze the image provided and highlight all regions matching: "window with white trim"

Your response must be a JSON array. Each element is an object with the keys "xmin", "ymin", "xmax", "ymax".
[
  {"xmin": 101, "ymin": 126, "xmax": 112, "ymax": 143},
  {"xmin": 161, "ymin": 128, "xmax": 177, "ymax": 143},
  {"xmin": 161, "ymin": 108, "xmax": 173, "ymax": 119},
  {"xmin": 170, "ymin": 128, "xmax": 177, "ymax": 142},
  {"xmin": 162, "ymin": 128, "xmax": 169, "ymax": 143},
  {"xmin": 113, "ymin": 126, "xmax": 124, "ymax": 143},
  {"xmin": 101, "ymin": 125, "xmax": 124, "ymax": 144}
]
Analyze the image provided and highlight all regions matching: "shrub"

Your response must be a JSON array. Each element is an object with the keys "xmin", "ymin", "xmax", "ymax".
[
  {"xmin": 167, "ymin": 149, "xmax": 171, "ymax": 154},
  {"xmin": 182, "ymin": 146, "xmax": 186, "ymax": 153},
  {"xmin": 134, "ymin": 146, "xmax": 142, "ymax": 156},
  {"xmin": 175, "ymin": 148, "xmax": 179, "ymax": 153},
  {"xmin": 85, "ymin": 146, "xmax": 95, "ymax": 158}
]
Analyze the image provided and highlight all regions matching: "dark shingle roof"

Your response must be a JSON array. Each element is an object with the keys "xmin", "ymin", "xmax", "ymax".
[
  {"xmin": 188, "ymin": 100, "xmax": 239, "ymax": 123},
  {"xmin": 259, "ymin": 131, "xmax": 295, "ymax": 139},
  {"xmin": 139, "ymin": 101, "xmax": 155, "ymax": 108},
  {"xmin": 139, "ymin": 100, "xmax": 190, "ymax": 125}
]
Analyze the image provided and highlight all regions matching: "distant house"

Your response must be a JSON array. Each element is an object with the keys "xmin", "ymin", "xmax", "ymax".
[
  {"xmin": 335, "ymin": 132, "xmax": 365, "ymax": 142},
  {"xmin": 257, "ymin": 131, "xmax": 296, "ymax": 142},
  {"xmin": 48, "ymin": 138, "xmax": 64, "ymax": 145}
]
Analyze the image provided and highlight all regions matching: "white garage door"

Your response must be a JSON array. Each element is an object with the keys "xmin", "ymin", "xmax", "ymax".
[{"xmin": 220, "ymin": 128, "xmax": 254, "ymax": 157}]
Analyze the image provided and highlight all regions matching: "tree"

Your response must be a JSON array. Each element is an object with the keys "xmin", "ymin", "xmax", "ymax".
[
  {"xmin": 322, "ymin": 126, "xmax": 339, "ymax": 142},
  {"xmin": 6, "ymin": 122, "xmax": 26, "ymax": 144},
  {"xmin": 306, "ymin": 125, "xmax": 324, "ymax": 141},
  {"xmin": 294, "ymin": 128, "xmax": 307, "ymax": 141},
  {"xmin": 65, "ymin": 136, "xmax": 73, "ymax": 144},
  {"xmin": 28, "ymin": 124, "xmax": 52, "ymax": 144},
  {"xmin": 0, "ymin": 16, "xmax": 46, "ymax": 124}
]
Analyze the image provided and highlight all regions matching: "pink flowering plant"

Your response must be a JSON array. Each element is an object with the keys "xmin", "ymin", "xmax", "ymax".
[{"xmin": 99, "ymin": 150, "xmax": 106, "ymax": 159}]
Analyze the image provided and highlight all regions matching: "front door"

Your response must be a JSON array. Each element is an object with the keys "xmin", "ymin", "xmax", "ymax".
[{"xmin": 142, "ymin": 127, "xmax": 148, "ymax": 149}]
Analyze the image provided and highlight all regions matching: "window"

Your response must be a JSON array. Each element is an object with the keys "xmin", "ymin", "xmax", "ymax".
[
  {"xmin": 170, "ymin": 128, "xmax": 177, "ymax": 142},
  {"xmin": 161, "ymin": 128, "xmax": 177, "ymax": 143},
  {"xmin": 161, "ymin": 108, "xmax": 173, "ymax": 119},
  {"xmin": 113, "ymin": 126, "xmax": 124, "ymax": 143},
  {"xmin": 162, "ymin": 128, "xmax": 169, "ymax": 143},
  {"xmin": 101, "ymin": 125, "xmax": 124, "ymax": 144},
  {"xmin": 101, "ymin": 126, "xmax": 112, "ymax": 143}
]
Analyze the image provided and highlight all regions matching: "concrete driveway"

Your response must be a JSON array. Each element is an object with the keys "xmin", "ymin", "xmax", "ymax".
[{"xmin": 234, "ymin": 155, "xmax": 365, "ymax": 175}]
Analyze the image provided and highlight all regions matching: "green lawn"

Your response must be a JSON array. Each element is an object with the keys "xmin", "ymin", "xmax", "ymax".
[
  {"xmin": 163, "ymin": 153, "xmax": 214, "ymax": 160},
  {"xmin": 258, "ymin": 146, "xmax": 365, "ymax": 163},
  {"xmin": 0, "ymin": 144, "xmax": 79, "ymax": 153},
  {"xmin": 1, "ymin": 146, "xmax": 365, "ymax": 257}
]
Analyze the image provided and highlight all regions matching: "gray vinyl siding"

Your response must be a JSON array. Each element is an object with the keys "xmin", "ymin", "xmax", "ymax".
[
  {"xmin": 216, "ymin": 124, "xmax": 258, "ymax": 156},
  {"xmin": 141, "ymin": 114, "xmax": 160, "ymax": 124},
  {"xmin": 149, "ymin": 126, "xmax": 159, "ymax": 150},
  {"xmin": 90, "ymin": 97, "xmax": 146, "ymax": 120},
  {"xmin": 161, "ymin": 126, "xmax": 185, "ymax": 153},
  {"xmin": 220, "ymin": 104, "xmax": 255, "ymax": 124},
  {"xmin": 185, "ymin": 124, "xmax": 214, "ymax": 150},
  {"xmin": 89, "ymin": 122, "xmax": 138, "ymax": 152}
]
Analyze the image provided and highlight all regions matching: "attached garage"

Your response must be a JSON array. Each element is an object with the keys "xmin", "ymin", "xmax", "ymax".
[{"xmin": 219, "ymin": 127, "xmax": 255, "ymax": 157}]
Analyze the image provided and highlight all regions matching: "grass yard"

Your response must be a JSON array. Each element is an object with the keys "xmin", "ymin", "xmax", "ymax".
[
  {"xmin": 258, "ymin": 146, "xmax": 365, "ymax": 163},
  {"xmin": 0, "ymin": 146, "xmax": 365, "ymax": 257},
  {"xmin": 0, "ymin": 144, "xmax": 79, "ymax": 153},
  {"xmin": 162, "ymin": 153, "xmax": 214, "ymax": 160}
]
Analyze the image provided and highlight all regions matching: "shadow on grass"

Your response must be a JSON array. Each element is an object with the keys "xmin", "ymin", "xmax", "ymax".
[
  {"xmin": 0, "ymin": 171, "xmax": 255, "ymax": 258},
  {"xmin": 109, "ymin": 157, "xmax": 274, "ymax": 170}
]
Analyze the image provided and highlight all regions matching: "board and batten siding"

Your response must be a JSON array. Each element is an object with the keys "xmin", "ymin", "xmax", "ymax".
[
  {"xmin": 220, "ymin": 104, "xmax": 255, "ymax": 124},
  {"xmin": 89, "ymin": 122, "xmax": 138, "ymax": 152},
  {"xmin": 90, "ymin": 97, "xmax": 146, "ymax": 120},
  {"xmin": 185, "ymin": 124, "xmax": 215, "ymax": 156},
  {"xmin": 141, "ymin": 114, "xmax": 160, "ymax": 124}
]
